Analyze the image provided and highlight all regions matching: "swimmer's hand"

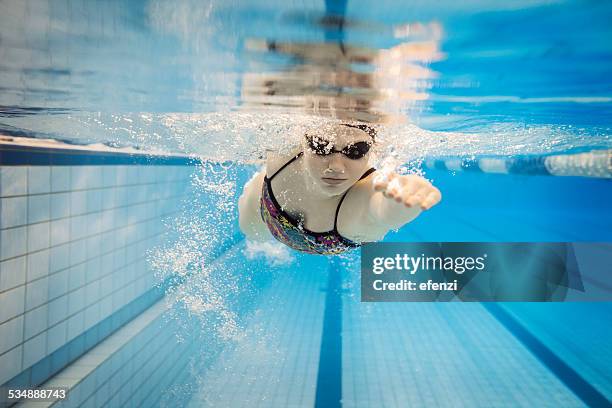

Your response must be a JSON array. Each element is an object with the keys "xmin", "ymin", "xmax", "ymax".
[{"xmin": 373, "ymin": 173, "xmax": 441, "ymax": 210}]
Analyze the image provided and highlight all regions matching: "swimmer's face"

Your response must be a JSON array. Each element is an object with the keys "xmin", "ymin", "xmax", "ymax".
[{"xmin": 302, "ymin": 125, "xmax": 374, "ymax": 196}]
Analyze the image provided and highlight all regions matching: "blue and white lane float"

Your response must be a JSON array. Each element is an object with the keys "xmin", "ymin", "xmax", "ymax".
[{"xmin": 424, "ymin": 149, "xmax": 611, "ymax": 178}]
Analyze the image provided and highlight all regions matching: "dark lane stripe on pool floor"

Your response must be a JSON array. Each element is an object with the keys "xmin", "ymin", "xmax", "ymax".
[
  {"xmin": 315, "ymin": 258, "xmax": 343, "ymax": 408},
  {"xmin": 484, "ymin": 303, "xmax": 612, "ymax": 408}
]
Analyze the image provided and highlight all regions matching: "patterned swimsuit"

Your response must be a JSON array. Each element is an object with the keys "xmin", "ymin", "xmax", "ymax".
[{"xmin": 260, "ymin": 152, "xmax": 376, "ymax": 255}]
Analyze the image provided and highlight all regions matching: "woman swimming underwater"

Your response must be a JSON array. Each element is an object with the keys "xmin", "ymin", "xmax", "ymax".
[{"xmin": 238, "ymin": 123, "xmax": 441, "ymax": 255}]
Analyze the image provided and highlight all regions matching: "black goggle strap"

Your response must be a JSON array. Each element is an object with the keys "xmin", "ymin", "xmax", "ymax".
[{"xmin": 340, "ymin": 123, "xmax": 377, "ymax": 139}]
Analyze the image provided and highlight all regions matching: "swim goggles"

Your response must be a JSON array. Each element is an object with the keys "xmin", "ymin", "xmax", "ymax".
[{"xmin": 306, "ymin": 135, "xmax": 372, "ymax": 160}]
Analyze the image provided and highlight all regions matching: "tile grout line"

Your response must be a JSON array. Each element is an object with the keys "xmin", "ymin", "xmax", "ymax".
[{"xmin": 20, "ymin": 165, "xmax": 29, "ymax": 375}]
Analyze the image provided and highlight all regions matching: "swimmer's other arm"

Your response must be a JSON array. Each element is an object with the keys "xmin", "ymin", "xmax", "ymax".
[
  {"xmin": 343, "ymin": 172, "xmax": 441, "ymax": 241},
  {"xmin": 238, "ymin": 171, "xmax": 274, "ymax": 242}
]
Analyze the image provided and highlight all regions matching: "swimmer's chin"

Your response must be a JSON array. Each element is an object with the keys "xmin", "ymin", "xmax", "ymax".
[{"xmin": 318, "ymin": 182, "xmax": 351, "ymax": 196}]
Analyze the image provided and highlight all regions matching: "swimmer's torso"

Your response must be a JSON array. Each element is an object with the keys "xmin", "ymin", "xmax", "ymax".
[{"xmin": 260, "ymin": 150, "xmax": 376, "ymax": 255}]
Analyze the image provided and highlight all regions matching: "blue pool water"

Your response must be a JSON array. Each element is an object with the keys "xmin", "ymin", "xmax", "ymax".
[{"xmin": 1, "ymin": 0, "xmax": 611, "ymax": 407}]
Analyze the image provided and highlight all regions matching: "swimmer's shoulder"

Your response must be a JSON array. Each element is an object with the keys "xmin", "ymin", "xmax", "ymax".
[
  {"xmin": 264, "ymin": 147, "xmax": 303, "ymax": 178},
  {"xmin": 352, "ymin": 167, "xmax": 377, "ymax": 193},
  {"xmin": 342, "ymin": 168, "xmax": 378, "ymax": 211},
  {"xmin": 337, "ymin": 169, "xmax": 388, "ymax": 241}
]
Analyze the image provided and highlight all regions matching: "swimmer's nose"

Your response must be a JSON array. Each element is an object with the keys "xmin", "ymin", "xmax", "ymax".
[{"xmin": 327, "ymin": 154, "xmax": 346, "ymax": 174}]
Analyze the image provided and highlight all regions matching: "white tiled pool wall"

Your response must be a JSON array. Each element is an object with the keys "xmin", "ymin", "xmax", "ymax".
[
  {"xmin": 0, "ymin": 165, "xmax": 195, "ymax": 386},
  {"xmin": 54, "ymin": 303, "xmax": 200, "ymax": 408}
]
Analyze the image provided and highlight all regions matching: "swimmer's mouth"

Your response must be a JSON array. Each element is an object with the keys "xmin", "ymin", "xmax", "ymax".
[{"xmin": 321, "ymin": 177, "xmax": 347, "ymax": 185}]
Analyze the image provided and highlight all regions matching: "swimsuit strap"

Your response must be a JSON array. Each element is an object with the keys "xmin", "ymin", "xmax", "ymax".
[
  {"xmin": 268, "ymin": 151, "xmax": 304, "ymax": 180},
  {"xmin": 333, "ymin": 167, "xmax": 376, "ymax": 231}
]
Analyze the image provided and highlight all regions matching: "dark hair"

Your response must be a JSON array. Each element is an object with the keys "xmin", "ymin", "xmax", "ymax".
[{"xmin": 340, "ymin": 123, "xmax": 377, "ymax": 141}]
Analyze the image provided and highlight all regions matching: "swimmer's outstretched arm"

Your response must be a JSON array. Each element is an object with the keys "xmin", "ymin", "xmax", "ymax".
[
  {"xmin": 341, "ymin": 172, "xmax": 441, "ymax": 241},
  {"xmin": 369, "ymin": 172, "xmax": 441, "ymax": 231}
]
